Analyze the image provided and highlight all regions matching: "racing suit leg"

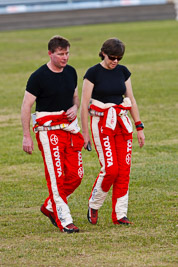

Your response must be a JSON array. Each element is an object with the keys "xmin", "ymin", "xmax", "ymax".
[
  {"xmin": 63, "ymin": 133, "xmax": 84, "ymax": 197},
  {"xmin": 89, "ymin": 116, "xmax": 119, "ymax": 210},
  {"xmin": 41, "ymin": 133, "xmax": 84, "ymax": 203},
  {"xmin": 112, "ymin": 127, "xmax": 133, "ymax": 223},
  {"xmin": 36, "ymin": 130, "xmax": 74, "ymax": 230}
]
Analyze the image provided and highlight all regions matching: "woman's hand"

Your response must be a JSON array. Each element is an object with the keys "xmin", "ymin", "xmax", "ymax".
[{"xmin": 137, "ymin": 130, "xmax": 145, "ymax": 148}]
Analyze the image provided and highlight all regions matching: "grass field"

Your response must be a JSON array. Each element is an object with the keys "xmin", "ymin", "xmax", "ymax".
[{"xmin": 0, "ymin": 20, "xmax": 178, "ymax": 267}]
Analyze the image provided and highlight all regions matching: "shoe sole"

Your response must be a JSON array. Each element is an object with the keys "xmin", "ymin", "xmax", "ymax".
[
  {"xmin": 117, "ymin": 222, "xmax": 132, "ymax": 225},
  {"xmin": 114, "ymin": 221, "xmax": 134, "ymax": 225},
  {"xmin": 87, "ymin": 209, "xmax": 97, "ymax": 225},
  {"xmin": 40, "ymin": 207, "xmax": 58, "ymax": 228},
  {"xmin": 62, "ymin": 228, "xmax": 79, "ymax": 234}
]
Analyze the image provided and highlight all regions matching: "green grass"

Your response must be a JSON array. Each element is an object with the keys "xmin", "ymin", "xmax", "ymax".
[{"xmin": 0, "ymin": 20, "xmax": 178, "ymax": 266}]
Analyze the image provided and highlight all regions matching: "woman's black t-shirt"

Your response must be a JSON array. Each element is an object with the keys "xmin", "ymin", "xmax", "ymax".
[
  {"xmin": 26, "ymin": 64, "xmax": 77, "ymax": 112},
  {"xmin": 84, "ymin": 63, "xmax": 131, "ymax": 105}
]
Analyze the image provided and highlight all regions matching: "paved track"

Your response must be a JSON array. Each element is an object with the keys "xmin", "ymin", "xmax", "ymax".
[{"xmin": 0, "ymin": 3, "xmax": 176, "ymax": 31}]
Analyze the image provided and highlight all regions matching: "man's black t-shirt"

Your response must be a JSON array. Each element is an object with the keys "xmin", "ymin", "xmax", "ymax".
[
  {"xmin": 84, "ymin": 63, "xmax": 131, "ymax": 105},
  {"xmin": 26, "ymin": 64, "xmax": 77, "ymax": 112}
]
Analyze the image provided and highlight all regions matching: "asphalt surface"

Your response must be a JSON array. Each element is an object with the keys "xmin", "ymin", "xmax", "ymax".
[{"xmin": 0, "ymin": 3, "xmax": 176, "ymax": 31}]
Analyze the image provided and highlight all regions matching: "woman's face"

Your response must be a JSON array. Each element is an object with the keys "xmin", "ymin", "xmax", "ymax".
[{"xmin": 102, "ymin": 53, "xmax": 122, "ymax": 70}]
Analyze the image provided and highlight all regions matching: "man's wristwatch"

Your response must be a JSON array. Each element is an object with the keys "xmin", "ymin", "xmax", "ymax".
[{"xmin": 135, "ymin": 121, "xmax": 144, "ymax": 131}]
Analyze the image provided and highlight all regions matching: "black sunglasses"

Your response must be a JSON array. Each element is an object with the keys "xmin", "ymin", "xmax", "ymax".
[{"xmin": 108, "ymin": 55, "xmax": 122, "ymax": 61}]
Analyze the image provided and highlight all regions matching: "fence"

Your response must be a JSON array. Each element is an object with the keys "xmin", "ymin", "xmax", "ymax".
[{"xmin": 0, "ymin": 0, "xmax": 168, "ymax": 14}]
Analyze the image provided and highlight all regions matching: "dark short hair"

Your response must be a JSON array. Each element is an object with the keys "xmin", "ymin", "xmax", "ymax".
[
  {"xmin": 99, "ymin": 38, "xmax": 125, "ymax": 60},
  {"xmin": 48, "ymin": 35, "xmax": 70, "ymax": 53}
]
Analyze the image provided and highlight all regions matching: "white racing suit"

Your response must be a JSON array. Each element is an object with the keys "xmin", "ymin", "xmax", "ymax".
[
  {"xmin": 88, "ymin": 98, "xmax": 133, "ymax": 223},
  {"xmin": 34, "ymin": 111, "xmax": 84, "ymax": 231}
]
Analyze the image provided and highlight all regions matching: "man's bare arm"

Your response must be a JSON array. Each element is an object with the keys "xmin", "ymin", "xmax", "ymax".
[{"xmin": 21, "ymin": 91, "xmax": 36, "ymax": 154}]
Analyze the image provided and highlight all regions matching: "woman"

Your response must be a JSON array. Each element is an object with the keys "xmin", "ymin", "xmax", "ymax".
[{"xmin": 80, "ymin": 38, "xmax": 145, "ymax": 225}]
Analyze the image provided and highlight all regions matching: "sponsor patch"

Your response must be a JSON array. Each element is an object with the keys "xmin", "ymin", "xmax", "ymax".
[
  {"xmin": 53, "ymin": 146, "xmax": 62, "ymax": 177},
  {"xmin": 92, "ymin": 188, "xmax": 97, "ymax": 201},
  {"xmin": 57, "ymin": 206, "xmax": 65, "ymax": 223},
  {"xmin": 126, "ymin": 153, "xmax": 131, "ymax": 165},
  {"xmin": 126, "ymin": 139, "xmax": 132, "ymax": 165},
  {"xmin": 78, "ymin": 152, "xmax": 82, "ymax": 166},
  {"xmin": 103, "ymin": 136, "xmax": 113, "ymax": 167},
  {"xmin": 78, "ymin": 167, "xmax": 83, "ymax": 179},
  {"xmin": 50, "ymin": 134, "xmax": 58, "ymax": 145}
]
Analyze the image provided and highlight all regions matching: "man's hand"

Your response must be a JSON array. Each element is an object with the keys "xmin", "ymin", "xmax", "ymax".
[
  {"xmin": 23, "ymin": 136, "xmax": 34, "ymax": 154},
  {"xmin": 66, "ymin": 104, "xmax": 78, "ymax": 121},
  {"xmin": 137, "ymin": 130, "xmax": 145, "ymax": 148}
]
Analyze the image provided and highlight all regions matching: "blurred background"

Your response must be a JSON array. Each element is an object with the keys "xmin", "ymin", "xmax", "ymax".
[
  {"xmin": 0, "ymin": 0, "xmax": 177, "ymax": 30},
  {"xmin": 0, "ymin": 0, "xmax": 173, "ymax": 14}
]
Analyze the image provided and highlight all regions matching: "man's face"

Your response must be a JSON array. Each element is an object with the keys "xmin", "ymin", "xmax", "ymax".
[{"xmin": 49, "ymin": 46, "xmax": 70, "ymax": 69}]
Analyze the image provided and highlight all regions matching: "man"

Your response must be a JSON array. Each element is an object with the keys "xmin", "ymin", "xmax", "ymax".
[{"xmin": 21, "ymin": 35, "xmax": 84, "ymax": 233}]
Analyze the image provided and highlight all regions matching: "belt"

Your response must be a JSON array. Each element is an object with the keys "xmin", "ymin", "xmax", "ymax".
[
  {"xmin": 34, "ymin": 123, "xmax": 69, "ymax": 133},
  {"xmin": 89, "ymin": 109, "xmax": 104, "ymax": 116},
  {"xmin": 89, "ymin": 109, "xmax": 128, "ymax": 117}
]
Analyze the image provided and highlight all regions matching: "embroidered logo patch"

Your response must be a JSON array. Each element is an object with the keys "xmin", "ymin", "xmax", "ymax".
[
  {"xmin": 126, "ymin": 153, "xmax": 131, "ymax": 165},
  {"xmin": 50, "ymin": 134, "xmax": 58, "ymax": 145},
  {"xmin": 78, "ymin": 167, "xmax": 83, "ymax": 179}
]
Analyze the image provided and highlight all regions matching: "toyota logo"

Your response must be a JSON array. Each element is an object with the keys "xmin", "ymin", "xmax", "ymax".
[
  {"xmin": 50, "ymin": 134, "xmax": 58, "ymax": 145},
  {"xmin": 78, "ymin": 167, "xmax": 83, "ymax": 179},
  {"xmin": 126, "ymin": 153, "xmax": 131, "ymax": 165}
]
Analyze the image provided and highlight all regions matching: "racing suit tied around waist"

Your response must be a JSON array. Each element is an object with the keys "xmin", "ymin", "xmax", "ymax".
[
  {"xmin": 32, "ymin": 111, "xmax": 80, "ymax": 134},
  {"xmin": 31, "ymin": 111, "xmax": 82, "ymax": 149},
  {"xmin": 89, "ymin": 97, "xmax": 133, "ymax": 140}
]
